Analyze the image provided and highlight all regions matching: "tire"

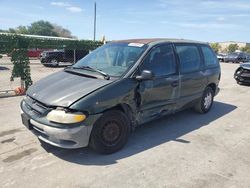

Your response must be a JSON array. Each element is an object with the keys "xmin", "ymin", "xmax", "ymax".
[
  {"xmin": 234, "ymin": 67, "xmax": 243, "ymax": 83},
  {"xmin": 90, "ymin": 110, "xmax": 131, "ymax": 154},
  {"xmin": 50, "ymin": 59, "xmax": 59, "ymax": 67},
  {"xmin": 194, "ymin": 87, "xmax": 214, "ymax": 114},
  {"xmin": 43, "ymin": 64, "xmax": 50, "ymax": 67}
]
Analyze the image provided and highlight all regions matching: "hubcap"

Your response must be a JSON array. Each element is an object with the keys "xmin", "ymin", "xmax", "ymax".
[
  {"xmin": 51, "ymin": 59, "xmax": 58, "ymax": 66},
  {"xmin": 101, "ymin": 121, "xmax": 121, "ymax": 145},
  {"xmin": 204, "ymin": 92, "xmax": 212, "ymax": 109}
]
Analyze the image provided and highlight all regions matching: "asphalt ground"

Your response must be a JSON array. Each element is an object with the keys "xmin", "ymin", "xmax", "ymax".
[{"xmin": 0, "ymin": 61, "xmax": 250, "ymax": 188}]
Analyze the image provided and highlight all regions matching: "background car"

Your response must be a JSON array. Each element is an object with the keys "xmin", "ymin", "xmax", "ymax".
[
  {"xmin": 234, "ymin": 63, "xmax": 250, "ymax": 85},
  {"xmin": 216, "ymin": 53, "xmax": 226, "ymax": 62},
  {"xmin": 224, "ymin": 52, "xmax": 248, "ymax": 63},
  {"xmin": 40, "ymin": 49, "xmax": 89, "ymax": 67}
]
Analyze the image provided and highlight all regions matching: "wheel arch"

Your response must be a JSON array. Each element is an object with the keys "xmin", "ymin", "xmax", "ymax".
[
  {"xmin": 102, "ymin": 103, "xmax": 136, "ymax": 130},
  {"xmin": 207, "ymin": 83, "xmax": 216, "ymax": 94}
]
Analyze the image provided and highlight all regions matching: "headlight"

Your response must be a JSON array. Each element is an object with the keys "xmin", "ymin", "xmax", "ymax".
[{"xmin": 47, "ymin": 110, "xmax": 86, "ymax": 124}]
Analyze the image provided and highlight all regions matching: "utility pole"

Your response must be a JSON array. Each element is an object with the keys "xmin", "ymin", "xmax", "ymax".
[{"xmin": 93, "ymin": 2, "xmax": 96, "ymax": 41}]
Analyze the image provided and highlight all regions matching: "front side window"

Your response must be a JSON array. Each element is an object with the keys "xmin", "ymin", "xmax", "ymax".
[
  {"xmin": 175, "ymin": 45, "xmax": 201, "ymax": 73},
  {"xmin": 201, "ymin": 46, "xmax": 218, "ymax": 66},
  {"xmin": 140, "ymin": 44, "xmax": 177, "ymax": 77},
  {"xmin": 73, "ymin": 43, "xmax": 147, "ymax": 77}
]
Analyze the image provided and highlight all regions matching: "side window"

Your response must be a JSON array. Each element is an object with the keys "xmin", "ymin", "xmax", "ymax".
[
  {"xmin": 175, "ymin": 45, "xmax": 201, "ymax": 73},
  {"xmin": 140, "ymin": 44, "xmax": 176, "ymax": 77},
  {"xmin": 201, "ymin": 46, "xmax": 218, "ymax": 66}
]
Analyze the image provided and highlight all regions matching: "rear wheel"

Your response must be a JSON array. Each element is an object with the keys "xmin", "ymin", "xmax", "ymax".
[
  {"xmin": 194, "ymin": 87, "xmax": 214, "ymax": 113},
  {"xmin": 90, "ymin": 110, "xmax": 130, "ymax": 154}
]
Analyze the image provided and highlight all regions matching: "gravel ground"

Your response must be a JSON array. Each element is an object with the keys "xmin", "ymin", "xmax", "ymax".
[
  {"xmin": 0, "ymin": 62, "xmax": 250, "ymax": 188},
  {"xmin": 0, "ymin": 56, "xmax": 68, "ymax": 92}
]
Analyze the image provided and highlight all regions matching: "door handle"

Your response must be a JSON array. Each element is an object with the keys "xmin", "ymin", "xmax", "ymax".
[{"xmin": 171, "ymin": 81, "xmax": 179, "ymax": 87}]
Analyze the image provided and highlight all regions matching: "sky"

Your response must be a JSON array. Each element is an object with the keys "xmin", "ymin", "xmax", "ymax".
[{"xmin": 0, "ymin": 0, "xmax": 250, "ymax": 42}]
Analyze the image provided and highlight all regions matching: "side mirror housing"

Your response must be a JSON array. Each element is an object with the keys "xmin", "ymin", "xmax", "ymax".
[{"xmin": 136, "ymin": 70, "xmax": 154, "ymax": 81}]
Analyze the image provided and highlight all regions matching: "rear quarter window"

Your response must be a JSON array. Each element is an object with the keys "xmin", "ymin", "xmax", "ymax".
[
  {"xmin": 201, "ymin": 46, "xmax": 218, "ymax": 66},
  {"xmin": 175, "ymin": 45, "xmax": 201, "ymax": 73}
]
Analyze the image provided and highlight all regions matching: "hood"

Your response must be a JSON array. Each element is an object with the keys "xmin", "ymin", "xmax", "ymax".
[
  {"xmin": 240, "ymin": 63, "xmax": 250, "ymax": 70},
  {"xmin": 27, "ymin": 71, "xmax": 113, "ymax": 107}
]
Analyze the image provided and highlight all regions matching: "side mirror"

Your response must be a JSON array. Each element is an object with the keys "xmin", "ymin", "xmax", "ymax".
[{"xmin": 136, "ymin": 70, "xmax": 154, "ymax": 81}]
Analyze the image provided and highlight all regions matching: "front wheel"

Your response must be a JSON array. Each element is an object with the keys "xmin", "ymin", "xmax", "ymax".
[
  {"xmin": 90, "ymin": 110, "xmax": 131, "ymax": 154},
  {"xmin": 194, "ymin": 87, "xmax": 214, "ymax": 113},
  {"xmin": 50, "ymin": 59, "xmax": 59, "ymax": 67}
]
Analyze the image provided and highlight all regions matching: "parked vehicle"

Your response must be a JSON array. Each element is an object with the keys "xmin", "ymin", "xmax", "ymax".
[
  {"xmin": 40, "ymin": 49, "xmax": 88, "ymax": 66},
  {"xmin": 8, "ymin": 48, "xmax": 51, "ymax": 58},
  {"xmin": 224, "ymin": 52, "xmax": 248, "ymax": 63},
  {"xmin": 21, "ymin": 39, "xmax": 221, "ymax": 154},
  {"xmin": 234, "ymin": 63, "xmax": 250, "ymax": 84},
  {"xmin": 216, "ymin": 53, "xmax": 225, "ymax": 62}
]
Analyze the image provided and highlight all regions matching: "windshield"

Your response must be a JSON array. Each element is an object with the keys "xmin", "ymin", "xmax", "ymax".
[
  {"xmin": 228, "ymin": 52, "xmax": 239, "ymax": 57},
  {"xmin": 72, "ymin": 42, "xmax": 147, "ymax": 77}
]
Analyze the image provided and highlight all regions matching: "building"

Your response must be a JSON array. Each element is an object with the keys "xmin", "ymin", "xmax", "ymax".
[{"xmin": 218, "ymin": 41, "xmax": 250, "ymax": 52}]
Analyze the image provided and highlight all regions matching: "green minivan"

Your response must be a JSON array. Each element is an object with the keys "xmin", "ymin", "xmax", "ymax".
[{"xmin": 21, "ymin": 39, "xmax": 221, "ymax": 154}]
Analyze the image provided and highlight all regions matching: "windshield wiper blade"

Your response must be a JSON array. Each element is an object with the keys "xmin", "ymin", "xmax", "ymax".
[{"xmin": 70, "ymin": 66, "xmax": 110, "ymax": 80}]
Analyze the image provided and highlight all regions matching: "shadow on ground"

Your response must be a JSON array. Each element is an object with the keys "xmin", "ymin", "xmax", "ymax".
[
  {"xmin": 0, "ymin": 66, "xmax": 10, "ymax": 71},
  {"xmin": 42, "ymin": 101, "xmax": 237, "ymax": 165},
  {"xmin": 43, "ymin": 64, "xmax": 72, "ymax": 68}
]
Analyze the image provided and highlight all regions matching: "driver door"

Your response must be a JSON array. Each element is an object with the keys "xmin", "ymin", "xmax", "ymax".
[{"xmin": 137, "ymin": 44, "xmax": 180, "ymax": 124}]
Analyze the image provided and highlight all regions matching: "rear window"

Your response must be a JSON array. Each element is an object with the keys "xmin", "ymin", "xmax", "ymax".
[
  {"xmin": 175, "ymin": 45, "xmax": 201, "ymax": 73},
  {"xmin": 201, "ymin": 46, "xmax": 218, "ymax": 66}
]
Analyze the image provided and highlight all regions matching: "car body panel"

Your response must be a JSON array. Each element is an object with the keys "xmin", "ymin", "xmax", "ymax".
[{"xmin": 27, "ymin": 71, "xmax": 113, "ymax": 107}]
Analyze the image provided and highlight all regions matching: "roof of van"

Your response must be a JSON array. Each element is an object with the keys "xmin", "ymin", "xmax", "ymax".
[{"xmin": 112, "ymin": 38, "xmax": 207, "ymax": 46}]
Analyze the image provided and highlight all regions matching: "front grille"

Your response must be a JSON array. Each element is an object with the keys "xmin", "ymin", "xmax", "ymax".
[
  {"xmin": 24, "ymin": 96, "xmax": 50, "ymax": 116},
  {"xmin": 242, "ymin": 69, "xmax": 250, "ymax": 74}
]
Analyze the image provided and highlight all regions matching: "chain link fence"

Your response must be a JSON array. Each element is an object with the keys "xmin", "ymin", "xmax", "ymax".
[{"xmin": 0, "ymin": 47, "xmax": 90, "ymax": 97}]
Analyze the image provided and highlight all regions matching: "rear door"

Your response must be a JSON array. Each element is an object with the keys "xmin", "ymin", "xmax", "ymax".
[
  {"xmin": 174, "ymin": 44, "xmax": 206, "ymax": 109},
  {"xmin": 137, "ymin": 43, "xmax": 180, "ymax": 123}
]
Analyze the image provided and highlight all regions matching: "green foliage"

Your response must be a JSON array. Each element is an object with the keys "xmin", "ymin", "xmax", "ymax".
[
  {"xmin": 0, "ymin": 54, "xmax": 2, "ymax": 58},
  {"xmin": 240, "ymin": 46, "xmax": 250, "ymax": 54},
  {"xmin": 10, "ymin": 48, "xmax": 32, "ymax": 89},
  {"xmin": 28, "ymin": 20, "xmax": 58, "ymax": 36},
  {"xmin": 15, "ymin": 26, "xmax": 29, "ymax": 35},
  {"xmin": 227, "ymin": 44, "xmax": 239, "ymax": 53},
  {"xmin": 1, "ymin": 20, "xmax": 75, "ymax": 38},
  {"xmin": 52, "ymin": 24, "xmax": 76, "ymax": 38},
  {"xmin": 0, "ymin": 33, "xmax": 102, "ymax": 52},
  {"xmin": 210, "ymin": 43, "xmax": 221, "ymax": 53}
]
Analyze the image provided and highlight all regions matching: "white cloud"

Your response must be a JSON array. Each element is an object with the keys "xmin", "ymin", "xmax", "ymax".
[
  {"xmin": 51, "ymin": 2, "xmax": 70, "ymax": 7},
  {"xmin": 50, "ymin": 1, "xmax": 83, "ymax": 13},
  {"xmin": 66, "ymin": 6, "xmax": 83, "ymax": 13},
  {"xmin": 216, "ymin": 17, "xmax": 226, "ymax": 22},
  {"xmin": 177, "ymin": 22, "xmax": 238, "ymax": 29}
]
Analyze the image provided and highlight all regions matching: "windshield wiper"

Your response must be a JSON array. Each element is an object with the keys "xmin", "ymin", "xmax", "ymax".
[{"xmin": 69, "ymin": 66, "xmax": 110, "ymax": 80}]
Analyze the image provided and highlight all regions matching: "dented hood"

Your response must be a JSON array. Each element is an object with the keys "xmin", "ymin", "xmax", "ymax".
[{"xmin": 27, "ymin": 71, "xmax": 112, "ymax": 107}]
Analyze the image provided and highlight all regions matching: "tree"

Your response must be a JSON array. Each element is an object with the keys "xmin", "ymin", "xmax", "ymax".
[
  {"xmin": 240, "ymin": 46, "xmax": 250, "ymax": 54},
  {"xmin": 210, "ymin": 43, "xmax": 221, "ymax": 53},
  {"xmin": 28, "ymin": 20, "xmax": 58, "ymax": 36},
  {"xmin": 227, "ymin": 44, "xmax": 239, "ymax": 53},
  {"xmin": 0, "ymin": 20, "xmax": 75, "ymax": 38},
  {"xmin": 15, "ymin": 26, "xmax": 29, "ymax": 34},
  {"xmin": 52, "ymin": 24, "xmax": 76, "ymax": 38}
]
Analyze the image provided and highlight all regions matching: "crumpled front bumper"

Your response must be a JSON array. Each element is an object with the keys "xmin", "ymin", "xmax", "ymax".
[
  {"xmin": 29, "ymin": 118, "xmax": 90, "ymax": 148},
  {"xmin": 20, "ymin": 99, "xmax": 102, "ymax": 149}
]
